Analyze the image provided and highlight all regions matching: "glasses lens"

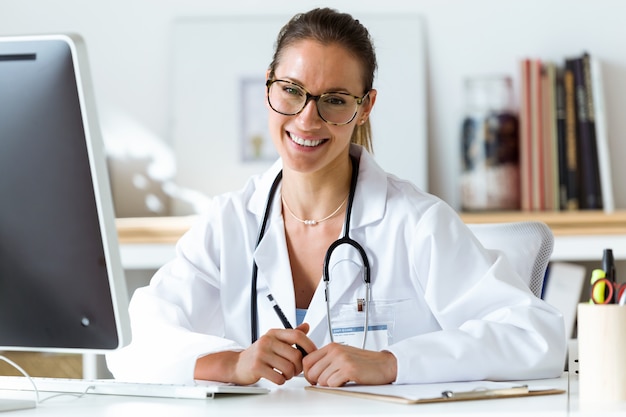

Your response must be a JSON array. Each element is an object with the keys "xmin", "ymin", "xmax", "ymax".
[
  {"xmin": 268, "ymin": 80, "xmax": 306, "ymax": 116},
  {"xmin": 268, "ymin": 80, "xmax": 361, "ymax": 125},
  {"xmin": 317, "ymin": 93, "xmax": 359, "ymax": 125}
]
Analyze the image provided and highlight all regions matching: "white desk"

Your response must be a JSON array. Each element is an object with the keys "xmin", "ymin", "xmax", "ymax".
[
  {"xmin": 1, "ymin": 374, "xmax": 569, "ymax": 416},
  {"xmin": 568, "ymin": 373, "xmax": 626, "ymax": 416}
]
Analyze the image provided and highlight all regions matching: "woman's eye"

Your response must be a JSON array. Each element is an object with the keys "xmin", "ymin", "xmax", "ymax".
[
  {"xmin": 284, "ymin": 86, "xmax": 303, "ymax": 97},
  {"xmin": 323, "ymin": 95, "xmax": 347, "ymax": 106}
]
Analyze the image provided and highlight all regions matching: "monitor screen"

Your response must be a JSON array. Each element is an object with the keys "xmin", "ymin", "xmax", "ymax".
[{"xmin": 0, "ymin": 34, "xmax": 130, "ymax": 353}]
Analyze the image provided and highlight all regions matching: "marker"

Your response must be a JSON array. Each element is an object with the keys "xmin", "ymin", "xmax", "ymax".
[
  {"xmin": 603, "ymin": 248, "xmax": 616, "ymax": 283},
  {"xmin": 589, "ymin": 269, "xmax": 606, "ymax": 304},
  {"xmin": 602, "ymin": 248, "xmax": 617, "ymax": 303},
  {"xmin": 266, "ymin": 294, "xmax": 308, "ymax": 357}
]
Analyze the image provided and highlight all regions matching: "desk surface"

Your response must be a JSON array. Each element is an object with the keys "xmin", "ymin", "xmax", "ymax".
[
  {"xmin": 568, "ymin": 374, "xmax": 626, "ymax": 416},
  {"xmin": 1, "ymin": 375, "xmax": 570, "ymax": 416}
]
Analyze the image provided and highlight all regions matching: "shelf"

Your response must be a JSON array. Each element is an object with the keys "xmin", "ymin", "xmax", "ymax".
[
  {"xmin": 115, "ymin": 211, "xmax": 626, "ymax": 269},
  {"xmin": 116, "ymin": 215, "xmax": 197, "ymax": 244},
  {"xmin": 116, "ymin": 216, "xmax": 196, "ymax": 270},
  {"xmin": 459, "ymin": 210, "xmax": 626, "ymax": 236}
]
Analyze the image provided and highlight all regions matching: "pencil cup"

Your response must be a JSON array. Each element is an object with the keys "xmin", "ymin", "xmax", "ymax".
[{"xmin": 577, "ymin": 303, "xmax": 626, "ymax": 403}]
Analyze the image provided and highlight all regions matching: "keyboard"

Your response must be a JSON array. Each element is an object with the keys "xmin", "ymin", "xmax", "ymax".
[{"xmin": 0, "ymin": 376, "xmax": 269, "ymax": 400}]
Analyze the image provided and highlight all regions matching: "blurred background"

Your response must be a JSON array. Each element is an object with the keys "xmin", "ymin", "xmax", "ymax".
[{"xmin": 2, "ymin": 0, "xmax": 624, "ymax": 217}]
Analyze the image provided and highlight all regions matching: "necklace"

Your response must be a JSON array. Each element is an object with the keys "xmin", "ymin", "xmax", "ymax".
[{"xmin": 281, "ymin": 194, "xmax": 349, "ymax": 226}]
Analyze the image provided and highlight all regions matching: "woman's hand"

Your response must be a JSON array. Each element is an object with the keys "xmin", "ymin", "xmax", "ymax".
[
  {"xmin": 194, "ymin": 323, "xmax": 316, "ymax": 385},
  {"xmin": 302, "ymin": 343, "xmax": 397, "ymax": 387}
]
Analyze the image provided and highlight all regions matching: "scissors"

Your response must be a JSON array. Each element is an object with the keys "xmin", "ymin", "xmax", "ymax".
[{"xmin": 590, "ymin": 269, "xmax": 626, "ymax": 304}]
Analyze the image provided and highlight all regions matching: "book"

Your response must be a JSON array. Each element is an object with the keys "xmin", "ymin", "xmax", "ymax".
[
  {"xmin": 570, "ymin": 53, "xmax": 602, "ymax": 209},
  {"xmin": 530, "ymin": 59, "xmax": 544, "ymax": 210},
  {"xmin": 563, "ymin": 60, "xmax": 579, "ymax": 210},
  {"xmin": 589, "ymin": 55, "xmax": 615, "ymax": 212},
  {"xmin": 582, "ymin": 53, "xmax": 602, "ymax": 210},
  {"xmin": 541, "ymin": 62, "xmax": 559, "ymax": 211},
  {"xmin": 519, "ymin": 58, "xmax": 546, "ymax": 211},
  {"xmin": 554, "ymin": 67, "xmax": 569, "ymax": 210},
  {"xmin": 519, "ymin": 58, "xmax": 533, "ymax": 211}
]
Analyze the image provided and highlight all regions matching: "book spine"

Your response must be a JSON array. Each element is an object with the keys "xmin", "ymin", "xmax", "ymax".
[
  {"xmin": 519, "ymin": 59, "xmax": 533, "ymax": 211},
  {"xmin": 541, "ymin": 62, "xmax": 559, "ymax": 211},
  {"xmin": 582, "ymin": 53, "xmax": 603, "ymax": 210},
  {"xmin": 572, "ymin": 54, "xmax": 601, "ymax": 209},
  {"xmin": 530, "ymin": 59, "xmax": 544, "ymax": 211},
  {"xmin": 554, "ymin": 67, "xmax": 569, "ymax": 211},
  {"xmin": 563, "ymin": 60, "xmax": 579, "ymax": 210},
  {"xmin": 590, "ymin": 56, "xmax": 615, "ymax": 212}
]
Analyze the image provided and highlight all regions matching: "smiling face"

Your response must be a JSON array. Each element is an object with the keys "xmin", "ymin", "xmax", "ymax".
[{"xmin": 267, "ymin": 39, "xmax": 376, "ymax": 177}]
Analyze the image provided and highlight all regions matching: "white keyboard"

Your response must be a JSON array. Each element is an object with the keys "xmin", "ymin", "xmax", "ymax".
[{"xmin": 0, "ymin": 376, "xmax": 269, "ymax": 399}]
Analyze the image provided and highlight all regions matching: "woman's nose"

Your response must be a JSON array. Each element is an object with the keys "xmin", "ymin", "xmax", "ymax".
[{"xmin": 296, "ymin": 99, "xmax": 323, "ymax": 128}]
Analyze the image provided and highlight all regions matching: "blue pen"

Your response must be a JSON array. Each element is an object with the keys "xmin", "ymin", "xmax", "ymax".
[{"xmin": 266, "ymin": 294, "xmax": 308, "ymax": 357}]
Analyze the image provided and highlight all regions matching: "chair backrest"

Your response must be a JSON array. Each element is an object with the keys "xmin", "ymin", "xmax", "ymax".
[{"xmin": 467, "ymin": 221, "xmax": 554, "ymax": 298}]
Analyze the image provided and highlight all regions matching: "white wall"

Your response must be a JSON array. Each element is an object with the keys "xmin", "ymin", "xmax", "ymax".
[{"xmin": 2, "ymin": 0, "xmax": 625, "ymax": 211}]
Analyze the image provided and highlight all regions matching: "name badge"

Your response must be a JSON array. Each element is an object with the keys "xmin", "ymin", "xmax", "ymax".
[{"xmin": 332, "ymin": 324, "xmax": 389, "ymax": 349}]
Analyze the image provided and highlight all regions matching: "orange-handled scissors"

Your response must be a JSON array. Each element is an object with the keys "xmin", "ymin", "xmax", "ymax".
[
  {"xmin": 590, "ymin": 278, "xmax": 626, "ymax": 304},
  {"xmin": 589, "ymin": 269, "xmax": 607, "ymax": 303}
]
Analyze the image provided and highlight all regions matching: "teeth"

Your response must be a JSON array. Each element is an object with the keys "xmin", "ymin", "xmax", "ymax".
[{"xmin": 289, "ymin": 133, "xmax": 324, "ymax": 147}]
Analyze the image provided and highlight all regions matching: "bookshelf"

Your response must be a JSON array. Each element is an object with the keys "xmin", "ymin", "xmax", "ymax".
[
  {"xmin": 116, "ymin": 211, "xmax": 626, "ymax": 269},
  {"xmin": 460, "ymin": 211, "xmax": 626, "ymax": 262},
  {"xmin": 459, "ymin": 210, "xmax": 626, "ymax": 236}
]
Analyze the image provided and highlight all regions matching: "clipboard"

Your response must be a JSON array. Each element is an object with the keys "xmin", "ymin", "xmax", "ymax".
[{"xmin": 305, "ymin": 381, "xmax": 565, "ymax": 405}]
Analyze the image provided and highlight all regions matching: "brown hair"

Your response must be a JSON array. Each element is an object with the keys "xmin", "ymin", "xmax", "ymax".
[{"xmin": 268, "ymin": 8, "xmax": 377, "ymax": 152}]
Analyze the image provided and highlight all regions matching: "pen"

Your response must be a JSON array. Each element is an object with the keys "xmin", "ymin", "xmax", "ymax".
[
  {"xmin": 266, "ymin": 294, "xmax": 308, "ymax": 357},
  {"xmin": 441, "ymin": 385, "xmax": 529, "ymax": 399}
]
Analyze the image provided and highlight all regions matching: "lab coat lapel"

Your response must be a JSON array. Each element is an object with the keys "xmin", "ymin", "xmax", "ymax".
[
  {"xmin": 253, "ymin": 206, "xmax": 298, "ymax": 331},
  {"xmin": 247, "ymin": 160, "xmax": 299, "ymax": 332}
]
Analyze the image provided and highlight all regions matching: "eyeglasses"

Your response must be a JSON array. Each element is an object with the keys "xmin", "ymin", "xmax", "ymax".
[{"xmin": 266, "ymin": 79, "xmax": 369, "ymax": 126}]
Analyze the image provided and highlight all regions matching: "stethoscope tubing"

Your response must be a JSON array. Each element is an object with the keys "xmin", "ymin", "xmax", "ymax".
[
  {"xmin": 250, "ymin": 171, "xmax": 283, "ymax": 343},
  {"xmin": 251, "ymin": 155, "xmax": 371, "ymax": 348}
]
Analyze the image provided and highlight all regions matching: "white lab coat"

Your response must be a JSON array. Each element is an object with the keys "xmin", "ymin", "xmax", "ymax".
[{"xmin": 107, "ymin": 145, "xmax": 566, "ymax": 385}]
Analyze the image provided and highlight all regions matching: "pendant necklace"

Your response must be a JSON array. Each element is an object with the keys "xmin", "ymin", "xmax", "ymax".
[{"xmin": 281, "ymin": 194, "xmax": 349, "ymax": 226}]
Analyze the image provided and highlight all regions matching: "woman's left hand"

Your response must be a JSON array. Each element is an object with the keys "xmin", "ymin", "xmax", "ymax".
[{"xmin": 302, "ymin": 343, "xmax": 397, "ymax": 387}]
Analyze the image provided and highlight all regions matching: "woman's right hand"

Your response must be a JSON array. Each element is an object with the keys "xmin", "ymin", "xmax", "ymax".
[{"xmin": 194, "ymin": 323, "xmax": 316, "ymax": 385}]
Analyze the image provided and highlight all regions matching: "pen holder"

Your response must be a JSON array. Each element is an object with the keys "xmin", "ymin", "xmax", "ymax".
[{"xmin": 577, "ymin": 303, "xmax": 626, "ymax": 403}]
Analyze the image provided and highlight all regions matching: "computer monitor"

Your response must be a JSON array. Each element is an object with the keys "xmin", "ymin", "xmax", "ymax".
[{"xmin": 0, "ymin": 34, "xmax": 131, "ymax": 410}]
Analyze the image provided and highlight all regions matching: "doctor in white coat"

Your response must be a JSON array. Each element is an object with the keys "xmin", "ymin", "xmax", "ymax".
[{"xmin": 107, "ymin": 8, "xmax": 566, "ymax": 387}]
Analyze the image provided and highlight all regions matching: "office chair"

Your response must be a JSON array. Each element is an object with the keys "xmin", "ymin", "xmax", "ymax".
[{"xmin": 467, "ymin": 221, "xmax": 554, "ymax": 298}]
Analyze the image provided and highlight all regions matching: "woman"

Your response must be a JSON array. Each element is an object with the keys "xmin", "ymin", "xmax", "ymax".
[{"xmin": 107, "ymin": 8, "xmax": 565, "ymax": 387}]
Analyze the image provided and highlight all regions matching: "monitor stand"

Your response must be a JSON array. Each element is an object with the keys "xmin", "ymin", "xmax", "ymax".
[{"xmin": 0, "ymin": 399, "xmax": 36, "ymax": 412}]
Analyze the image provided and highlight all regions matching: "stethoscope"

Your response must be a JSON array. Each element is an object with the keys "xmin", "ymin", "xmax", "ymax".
[{"xmin": 250, "ymin": 154, "xmax": 371, "ymax": 349}]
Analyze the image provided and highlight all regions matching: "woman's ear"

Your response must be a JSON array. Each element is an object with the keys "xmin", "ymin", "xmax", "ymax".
[
  {"xmin": 360, "ymin": 88, "xmax": 377, "ymax": 122},
  {"xmin": 264, "ymin": 70, "xmax": 272, "ymax": 110}
]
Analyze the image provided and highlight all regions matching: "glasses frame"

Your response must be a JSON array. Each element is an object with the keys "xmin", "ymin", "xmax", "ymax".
[{"xmin": 266, "ymin": 79, "xmax": 369, "ymax": 126}]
